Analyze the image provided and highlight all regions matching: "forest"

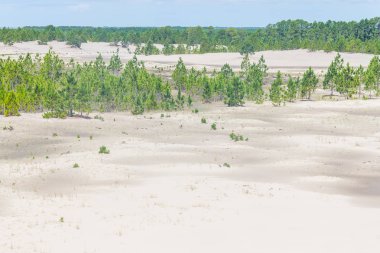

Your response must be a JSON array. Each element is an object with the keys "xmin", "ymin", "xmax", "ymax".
[
  {"xmin": 0, "ymin": 50, "xmax": 379, "ymax": 117},
  {"xmin": 0, "ymin": 17, "xmax": 379, "ymax": 54}
]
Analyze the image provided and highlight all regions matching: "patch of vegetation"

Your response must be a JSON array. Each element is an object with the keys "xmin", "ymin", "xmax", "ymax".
[
  {"xmin": 73, "ymin": 163, "xmax": 79, "ymax": 168},
  {"xmin": 223, "ymin": 163, "xmax": 231, "ymax": 168},
  {"xmin": 211, "ymin": 122, "xmax": 217, "ymax": 130},
  {"xmin": 3, "ymin": 125, "xmax": 14, "ymax": 131},
  {"xmin": 229, "ymin": 132, "xmax": 248, "ymax": 142},
  {"xmin": 43, "ymin": 111, "xmax": 67, "ymax": 119},
  {"xmin": 201, "ymin": 117, "xmax": 207, "ymax": 124},
  {"xmin": 99, "ymin": 146, "xmax": 110, "ymax": 154}
]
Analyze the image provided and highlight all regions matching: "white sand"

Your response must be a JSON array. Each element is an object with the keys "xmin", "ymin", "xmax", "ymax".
[
  {"xmin": 0, "ymin": 41, "xmax": 375, "ymax": 73},
  {"xmin": 1, "ymin": 100, "xmax": 380, "ymax": 253}
]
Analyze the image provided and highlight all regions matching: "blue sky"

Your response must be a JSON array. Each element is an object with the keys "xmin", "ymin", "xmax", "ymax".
[{"xmin": 0, "ymin": 0, "xmax": 379, "ymax": 27}]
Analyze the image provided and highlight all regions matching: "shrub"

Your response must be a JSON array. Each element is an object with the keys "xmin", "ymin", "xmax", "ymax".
[
  {"xmin": 201, "ymin": 117, "xmax": 207, "ymax": 124},
  {"xmin": 229, "ymin": 132, "xmax": 248, "ymax": 142},
  {"xmin": 211, "ymin": 122, "xmax": 217, "ymax": 130},
  {"xmin": 73, "ymin": 163, "xmax": 79, "ymax": 168},
  {"xmin": 43, "ymin": 111, "xmax": 67, "ymax": 119},
  {"xmin": 223, "ymin": 163, "xmax": 231, "ymax": 168},
  {"xmin": 99, "ymin": 146, "xmax": 110, "ymax": 154}
]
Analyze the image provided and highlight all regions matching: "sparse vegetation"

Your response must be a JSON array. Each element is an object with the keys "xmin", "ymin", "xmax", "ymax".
[
  {"xmin": 229, "ymin": 132, "xmax": 248, "ymax": 142},
  {"xmin": 99, "ymin": 146, "xmax": 110, "ymax": 154},
  {"xmin": 211, "ymin": 122, "xmax": 217, "ymax": 130},
  {"xmin": 223, "ymin": 163, "xmax": 231, "ymax": 168},
  {"xmin": 201, "ymin": 117, "xmax": 207, "ymax": 124},
  {"xmin": 3, "ymin": 125, "xmax": 14, "ymax": 131}
]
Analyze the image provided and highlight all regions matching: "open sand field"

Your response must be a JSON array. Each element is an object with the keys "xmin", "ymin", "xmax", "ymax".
[
  {"xmin": 0, "ymin": 41, "xmax": 376, "ymax": 73},
  {"xmin": 1, "ymin": 100, "xmax": 380, "ymax": 253}
]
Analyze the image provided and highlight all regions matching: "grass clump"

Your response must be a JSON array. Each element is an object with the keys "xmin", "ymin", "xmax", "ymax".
[
  {"xmin": 229, "ymin": 132, "xmax": 248, "ymax": 142},
  {"xmin": 201, "ymin": 117, "xmax": 207, "ymax": 124},
  {"xmin": 99, "ymin": 146, "xmax": 110, "ymax": 154},
  {"xmin": 211, "ymin": 122, "xmax": 217, "ymax": 130}
]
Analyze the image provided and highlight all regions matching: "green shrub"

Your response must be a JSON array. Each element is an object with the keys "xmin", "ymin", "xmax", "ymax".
[
  {"xmin": 211, "ymin": 122, "xmax": 217, "ymax": 130},
  {"xmin": 229, "ymin": 132, "xmax": 248, "ymax": 142},
  {"xmin": 201, "ymin": 117, "xmax": 207, "ymax": 124},
  {"xmin": 73, "ymin": 163, "xmax": 79, "ymax": 168},
  {"xmin": 99, "ymin": 146, "xmax": 110, "ymax": 154},
  {"xmin": 43, "ymin": 111, "xmax": 67, "ymax": 119},
  {"xmin": 223, "ymin": 163, "xmax": 231, "ymax": 168}
]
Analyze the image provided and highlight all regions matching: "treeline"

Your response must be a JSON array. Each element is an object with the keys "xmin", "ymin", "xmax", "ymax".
[
  {"xmin": 0, "ymin": 17, "xmax": 379, "ymax": 54},
  {"xmin": 1, "ymin": 50, "xmax": 380, "ymax": 117}
]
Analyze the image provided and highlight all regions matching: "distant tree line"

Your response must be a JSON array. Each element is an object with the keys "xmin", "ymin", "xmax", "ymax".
[
  {"xmin": 1, "ymin": 49, "xmax": 379, "ymax": 117},
  {"xmin": 0, "ymin": 17, "xmax": 379, "ymax": 54}
]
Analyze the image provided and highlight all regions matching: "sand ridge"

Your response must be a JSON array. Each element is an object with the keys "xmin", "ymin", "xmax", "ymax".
[{"xmin": 0, "ymin": 41, "xmax": 375, "ymax": 73}]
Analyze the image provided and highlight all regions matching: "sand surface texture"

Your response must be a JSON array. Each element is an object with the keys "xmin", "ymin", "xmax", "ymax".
[{"xmin": 1, "ymin": 100, "xmax": 380, "ymax": 253}]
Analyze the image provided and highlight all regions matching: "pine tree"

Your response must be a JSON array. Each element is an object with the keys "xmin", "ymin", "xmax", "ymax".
[
  {"xmin": 301, "ymin": 67, "xmax": 319, "ymax": 100},
  {"xmin": 4, "ymin": 91, "xmax": 20, "ymax": 117},
  {"xmin": 286, "ymin": 75, "xmax": 299, "ymax": 102},
  {"xmin": 225, "ymin": 77, "xmax": 244, "ymax": 107},
  {"xmin": 270, "ymin": 71, "xmax": 285, "ymax": 106},
  {"xmin": 323, "ymin": 53, "xmax": 343, "ymax": 96}
]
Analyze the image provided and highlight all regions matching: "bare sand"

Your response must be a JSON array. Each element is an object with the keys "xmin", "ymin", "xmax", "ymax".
[
  {"xmin": 0, "ymin": 41, "xmax": 375, "ymax": 73},
  {"xmin": 1, "ymin": 100, "xmax": 380, "ymax": 253}
]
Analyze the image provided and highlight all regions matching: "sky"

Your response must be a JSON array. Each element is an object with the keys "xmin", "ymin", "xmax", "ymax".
[{"xmin": 0, "ymin": 0, "xmax": 379, "ymax": 27}]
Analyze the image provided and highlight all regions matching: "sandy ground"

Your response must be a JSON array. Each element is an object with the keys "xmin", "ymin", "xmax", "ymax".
[
  {"xmin": 1, "ymin": 100, "xmax": 380, "ymax": 253},
  {"xmin": 0, "ymin": 41, "xmax": 375, "ymax": 73}
]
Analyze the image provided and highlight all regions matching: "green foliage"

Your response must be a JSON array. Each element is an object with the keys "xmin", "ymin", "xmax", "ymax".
[
  {"xmin": 225, "ymin": 76, "xmax": 245, "ymax": 107},
  {"xmin": 286, "ymin": 76, "xmax": 299, "ymax": 102},
  {"xmin": 336, "ymin": 64, "xmax": 360, "ymax": 99},
  {"xmin": 323, "ymin": 53, "xmax": 344, "ymax": 96},
  {"xmin": 223, "ymin": 162, "xmax": 231, "ymax": 168},
  {"xmin": 201, "ymin": 117, "xmax": 207, "ymax": 124},
  {"xmin": 242, "ymin": 56, "xmax": 267, "ymax": 104},
  {"xmin": 3, "ymin": 91, "xmax": 20, "ymax": 117},
  {"xmin": 270, "ymin": 71, "xmax": 286, "ymax": 106},
  {"xmin": 211, "ymin": 122, "xmax": 217, "ymax": 130},
  {"xmin": 99, "ymin": 146, "xmax": 110, "ymax": 154},
  {"xmin": 229, "ymin": 132, "xmax": 247, "ymax": 142},
  {"xmin": 365, "ymin": 56, "xmax": 380, "ymax": 97},
  {"xmin": 43, "ymin": 111, "xmax": 67, "ymax": 119},
  {"xmin": 1, "ymin": 18, "xmax": 380, "ymax": 54},
  {"xmin": 73, "ymin": 163, "xmax": 79, "ymax": 168},
  {"xmin": 301, "ymin": 67, "xmax": 319, "ymax": 100}
]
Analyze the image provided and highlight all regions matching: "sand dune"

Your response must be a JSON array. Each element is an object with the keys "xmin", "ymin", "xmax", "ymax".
[
  {"xmin": 0, "ymin": 41, "xmax": 375, "ymax": 73},
  {"xmin": 1, "ymin": 100, "xmax": 380, "ymax": 253}
]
